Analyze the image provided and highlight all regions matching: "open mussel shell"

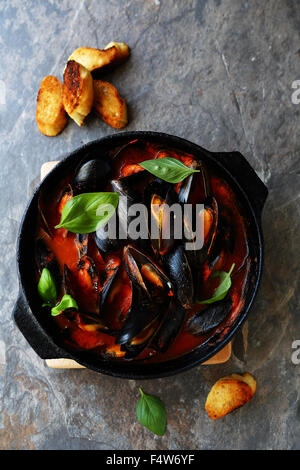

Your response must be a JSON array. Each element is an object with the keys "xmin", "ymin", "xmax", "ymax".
[
  {"xmin": 151, "ymin": 300, "xmax": 186, "ymax": 353},
  {"xmin": 207, "ymin": 206, "xmax": 236, "ymax": 269},
  {"xmin": 145, "ymin": 178, "xmax": 179, "ymax": 257},
  {"xmin": 71, "ymin": 151, "xmax": 112, "ymax": 194},
  {"xmin": 123, "ymin": 245, "xmax": 173, "ymax": 301},
  {"xmin": 120, "ymin": 316, "xmax": 160, "ymax": 359},
  {"xmin": 178, "ymin": 161, "xmax": 210, "ymax": 204},
  {"xmin": 164, "ymin": 245, "xmax": 194, "ymax": 309},
  {"xmin": 115, "ymin": 283, "xmax": 159, "ymax": 345},
  {"xmin": 184, "ymin": 196, "xmax": 218, "ymax": 268},
  {"xmin": 186, "ymin": 298, "xmax": 232, "ymax": 336}
]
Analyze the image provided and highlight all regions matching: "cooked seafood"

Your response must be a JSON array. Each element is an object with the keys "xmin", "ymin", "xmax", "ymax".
[{"xmin": 35, "ymin": 140, "xmax": 251, "ymax": 361}]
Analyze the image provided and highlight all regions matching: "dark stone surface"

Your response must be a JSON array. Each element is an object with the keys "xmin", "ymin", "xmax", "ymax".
[{"xmin": 0, "ymin": 0, "xmax": 299, "ymax": 450}]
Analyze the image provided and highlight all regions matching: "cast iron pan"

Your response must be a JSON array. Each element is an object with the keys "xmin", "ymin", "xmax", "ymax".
[{"xmin": 13, "ymin": 132, "xmax": 268, "ymax": 379}]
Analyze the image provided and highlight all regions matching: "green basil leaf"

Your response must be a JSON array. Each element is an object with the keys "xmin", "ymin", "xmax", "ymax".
[
  {"xmin": 51, "ymin": 294, "xmax": 78, "ymax": 317},
  {"xmin": 37, "ymin": 268, "xmax": 57, "ymax": 306},
  {"xmin": 136, "ymin": 388, "xmax": 166, "ymax": 436},
  {"xmin": 55, "ymin": 192, "xmax": 119, "ymax": 234},
  {"xmin": 197, "ymin": 263, "xmax": 235, "ymax": 304},
  {"xmin": 139, "ymin": 157, "xmax": 200, "ymax": 183}
]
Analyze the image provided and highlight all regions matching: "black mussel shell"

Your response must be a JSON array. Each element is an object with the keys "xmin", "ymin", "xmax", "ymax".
[
  {"xmin": 71, "ymin": 152, "xmax": 112, "ymax": 194},
  {"xmin": 123, "ymin": 245, "xmax": 173, "ymax": 301},
  {"xmin": 207, "ymin": 207, "xmax": 236, "ymax": 269},
  {"xmin": 178, "ymin": 161, "xmax": 210, "ymax": 204},
  {"xmin": 145, "ymin": 178, "xmax": 179, "ymax": 257},
  {"xmin": 99, "ymin": 262, "xmax": 120, "ymax": 309},
  {"xmin": 164, "ymin": 245, "xmax": 194, "ymax": 309},
  {"xmin": 151, "ymin": 300, "xmax": 186, "ymax": 353},
  {"xmin": 120, "ymin": 316, "xmax": 160, "ymax": 359},
  {"xmin": 95, "ymin": 224, "xmax": 123, "ymax": 253},
  {"xmin": 186, "ymin": 298, "xmax": 232, "ymax": 336},
  {"xmin": 115, "ymin": 284, "xmax": 159, "ymax": 345},
  {"xmin": 184, "ymin": 196, "xmax": 218, "ymax": 268}
]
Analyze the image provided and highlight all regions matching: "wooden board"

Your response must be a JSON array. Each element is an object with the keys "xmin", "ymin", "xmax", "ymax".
[{"xmin": 42, "ymin": 161, "xmax": 231, "ymax": 368}]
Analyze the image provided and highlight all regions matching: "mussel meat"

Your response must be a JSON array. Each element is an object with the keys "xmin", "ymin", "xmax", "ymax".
[{"xmin": 145, "ymin": 179, "xmax": 179, "ymax": 257}]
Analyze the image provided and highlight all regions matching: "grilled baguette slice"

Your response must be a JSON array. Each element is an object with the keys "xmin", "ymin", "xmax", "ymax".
[
  {"xmin": 104, "ymin": 42, "xmax": 130, "ymax": 64},
  {"xmin": 36, "ymin": 76, "xmax": 68, "ymax": 136},
  {"xmin": 68, "ymin": 42, "xmax": 129, "ymax": 72},
  {"xmin": 205, "ymin": 372, "xmax": 256, "ymax": 420},
  {"xmin": 63, "ymin": 60, "xmax": 94, "ymax": 126},
  {"xmin": 93, "ymin": 80, "xmax": 127, "ymax": 129}
]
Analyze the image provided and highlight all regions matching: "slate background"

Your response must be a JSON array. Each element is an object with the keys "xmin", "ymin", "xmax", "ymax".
[{"xmin": 0, "ymin": 0, "xmax": 299, "ymax": 450}]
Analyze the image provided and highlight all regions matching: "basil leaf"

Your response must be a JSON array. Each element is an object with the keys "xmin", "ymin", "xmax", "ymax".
[
  {"xmin": 136, "ymin": 388, "xmax": 166, "ymax": 436},
  {"xmin": 38, "ymin": 268, "xmax": 57, "ymax": 306},
  {"xmin": 139, "ymin": 157, "xmax": 199, "ymax": 183},
  {"xmin": 55, "ymin": 192, "xmax": 119, "ymax": 234},
  {"xmin": 51, "ymin": 294, "xmax": 78, "ymax": 317},
  {"xmin": 197, "ymin": 263, "xmax": 235, "ymax": 305}
]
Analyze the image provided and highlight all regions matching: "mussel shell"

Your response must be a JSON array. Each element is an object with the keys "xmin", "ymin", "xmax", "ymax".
[
  {"xmin": 123, "ymin": 245, "xmax": 173, "ymax": 300},
  {"xmin": 164, "ymin": 245, "xmax": 194, "ymax": 309},
  {"xmin": 115, "ymin": 284, "xmax": 158, "ymax": 345},
  {"xmin": 184, "ymin": 196, "xmax": 218, "ymax": 268},
  {"xmin": 151, "ymin": 300, "xmax": 186, "ymax": 353},
  {"xmin": 95, "ymin": 224, "xmax": 123, "ymax": 253},
  {"xmin": 120, "ymin": 316, "xmax": 160, "ymax": 359},
  {"xmin": 186, "ymin": 298, "xmax": 232, "ymax": 336},
  {"xmin": 99, "ymin": 262, "xmax": 120, "ymax": 309},
  {"xmin": 145, "ymin": 178, "xmax": 179, "ymax": 257},
  {"xmin": 71, "ymin": 152, "xmax": 112, "ymax": 194},
  {"xmin": 178, "ymin": 161, "xmax": 210, "ymax": 204}
]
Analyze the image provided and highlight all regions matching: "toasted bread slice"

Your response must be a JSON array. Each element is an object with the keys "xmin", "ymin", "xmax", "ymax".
[
  {"xmin": 93, "ymin": 80, "xmax": 127, "ymax": 129},
  {"xmin": 63, "ymin": 60, "xmax": 94, "ymax": 126},
  {"xmin": 104, "ymin": 42, "xmax": 130, "ymax": 64},
  {"xmin": 68, "ymin": 46, "xmax": 117, "ymax": 72},
  {"xmin": 205, "ymin": 372, "xmax": 256, "ymax": 420},
  {"xmin": 36, "ymin": 76, "xmax": 68, "ymax": 136}
]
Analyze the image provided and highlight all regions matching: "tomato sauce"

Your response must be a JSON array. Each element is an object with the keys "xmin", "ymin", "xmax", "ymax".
[{"xmin": 36, "ymin": 141, "xmax": 251, "ymax": 362}]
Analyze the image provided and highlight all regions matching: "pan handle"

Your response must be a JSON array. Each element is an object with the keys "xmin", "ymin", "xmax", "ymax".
[
  {"xmin": 13, "ymin": 289, "xmax": 68, "ymax": 360},
  {"xmin": 212, "ymin": 151, "xmax": 268, "ymax": 218}
]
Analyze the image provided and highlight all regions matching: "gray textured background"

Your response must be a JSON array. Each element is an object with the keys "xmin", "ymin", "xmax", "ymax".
[{"xmin": 0, "ymin": 0, "xmax": 299, "ymax": 450}]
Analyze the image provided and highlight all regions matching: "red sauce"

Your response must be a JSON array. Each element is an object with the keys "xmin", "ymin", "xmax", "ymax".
[{"xmin": 36, "ymin": 142, "xmax": 251, "ymax": 362}]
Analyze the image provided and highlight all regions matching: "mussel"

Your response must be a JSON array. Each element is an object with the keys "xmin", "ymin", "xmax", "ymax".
[
  {"xmin": 186, "ymin": 298, "xmax": 232, "ymax": 336},
  {"xmin": 164, "ymin": 245, "xmax": 194, "ymax": 309},
  {"xmin": 95, "ymin": 178, "xmax": 144, "ymax": 253},
  {"xmin": 123, "ymin": 245, "xmax": 173, "ymax": 301},
  {"xmin": 119, "ymin": 312, "xmax": 160, "ymax": 359},
  {"xmin": 145, "ymin": 179, "xmax": 179, "ymax": 257},
  {"xmin": 152, "ymin": 300, "xmax": 186, "ymax": 353},
  {"xmin": 115, "ymin": 245, "xmax": 173, "ymax": 346},
  {"xmin": 71, "ymin": 151, "xmax": 112, "ymax": 194},
  {"xmin": 184, "ymin": 195, "xmax": 218, "ymax": 268},
  {"xmin": 115, "ymin": 283, "xmax": 159, "ymax": 345}
]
